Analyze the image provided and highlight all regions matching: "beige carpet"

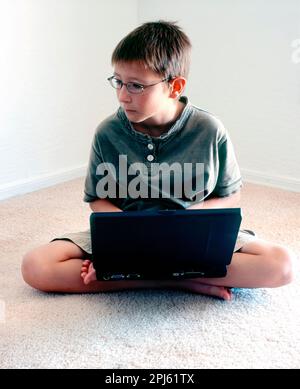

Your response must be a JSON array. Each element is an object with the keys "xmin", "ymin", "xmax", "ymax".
[{"xmin": 0, "ymin": 179, "xmax": 299, "ymax": 369}]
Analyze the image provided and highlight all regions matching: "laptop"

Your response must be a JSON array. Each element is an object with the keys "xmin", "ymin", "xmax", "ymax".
[{"xmin": 90, "ymin": 208, "xmax": 242, "ymax": 281}]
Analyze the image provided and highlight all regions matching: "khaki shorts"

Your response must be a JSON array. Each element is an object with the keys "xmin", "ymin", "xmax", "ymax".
[{"xmin": 50, "ymin": 229, "xmax": 257, "ymax": 257}]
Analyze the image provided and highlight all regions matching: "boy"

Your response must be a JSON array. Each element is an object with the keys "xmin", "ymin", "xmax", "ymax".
[{"xmin": 22, "ymin": 21, "xmax": 294, "ymax": 300}]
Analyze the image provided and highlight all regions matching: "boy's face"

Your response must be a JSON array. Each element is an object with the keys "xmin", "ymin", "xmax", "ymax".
[{"xmin": 112, "ymin": 61, "xmax": 179, "ymax": 127}]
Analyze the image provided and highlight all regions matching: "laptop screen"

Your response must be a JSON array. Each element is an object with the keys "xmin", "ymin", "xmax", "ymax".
[{"xmin": 90, "ymin": 208, "xmax": 242, "ymax": 281}]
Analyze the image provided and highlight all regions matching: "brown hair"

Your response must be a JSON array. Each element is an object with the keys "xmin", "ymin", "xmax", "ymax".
[{"xmin": 111, "ymin": 21, "xmax": 192, "ymax": 79}]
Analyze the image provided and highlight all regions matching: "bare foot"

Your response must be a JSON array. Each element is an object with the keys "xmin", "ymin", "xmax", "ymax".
[
  {"xmin": 176, "ymin": 279, "xmax": 233, "ymax": 300},
  {"xmin": 80, "ymin": 260, "xmax": 232, "ymax": 300},
  {"xmin": 81, "ymin": 260, "xmax": 97, "ymax": 285}
]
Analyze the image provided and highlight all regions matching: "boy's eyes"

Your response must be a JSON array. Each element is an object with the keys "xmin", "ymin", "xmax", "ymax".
[
  {"xmin": 108, "ymin": 76, "xmax": 149, "ymax": 94},
  {"xmin": 130, "ymin": 83, "xmax": 143, "ymax": 91},
  {"xmin": 111, "ymin": 78, "xmax": 123, "ymax": 88},
  {"xmin": 114, "ymin": 78, "xmax": 144, "ymax": 92}
]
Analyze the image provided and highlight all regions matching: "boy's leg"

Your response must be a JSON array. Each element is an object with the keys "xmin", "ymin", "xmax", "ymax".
[
  {"xmin": 185, "ymin": 239, "xmax": 294, "ymax": 289},
  {"xmin": 21, "ymin": 241, "xmax": 182, "ymax": 293},
  {"xmin": 22, "ymin": 238, "xmax": 293, "ymax": 298},
  {"xmin": 21, "ymin": 241, "xmax": 231, "ymax": 298},
  {"xmin": 22, "ymin": 241, "xmax": 129, "ymax": 293},
  {"xmin": 80, "ymin": 260, "xmax": 233, "ymax": 300},
  {"xmin": 22, "ymin": 241, "xmax": 97, "ymax": 293},
  {"xmin": 81, "ymin": 238, "xmax": 294, "ymax": 297}
]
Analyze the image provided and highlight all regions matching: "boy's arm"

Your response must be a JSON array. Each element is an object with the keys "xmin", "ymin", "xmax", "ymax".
[
  {"xmin": 89, "ymin": 198, "xmax": 123, "ymax": 213},
  {"xmin": 188, "ymin": 190, "xmax": 241, "ymax": 210}
]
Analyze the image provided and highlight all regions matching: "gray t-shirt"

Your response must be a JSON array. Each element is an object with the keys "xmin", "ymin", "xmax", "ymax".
[{"xmin": 84, "ymin": 96, "xmax": 242, "ymax": 211}]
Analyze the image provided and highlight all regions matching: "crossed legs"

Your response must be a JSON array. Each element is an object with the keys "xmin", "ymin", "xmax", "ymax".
[{"xmin": 21, "ymin": 239, "xmax": 294, "ymax": 300}]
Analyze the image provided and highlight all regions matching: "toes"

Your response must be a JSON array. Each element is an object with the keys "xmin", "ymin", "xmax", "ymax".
[
  {"xmin": 207, "ymin": 286, "xmax": 232, "ymax": 300},
  {"xmin": 212, "ymin": 286, "xmax": 232, "ymax": 300},
  {"xmin": 179, "ymin": 280, "xmax": 233, "ymax": 300},
  {"xmin": 80, "ymin": 260, "xmax": 90, "ymax": 280},
  {"xmin": 83, "ymin": 271, "xmax": 94, "ymax": 285},
  {"xmin": 224, "ymin": 288, "xmax": 233, "ymax": 301},
  {"xmin": 79, "ymin": 260, "xmax": 96, "ymax": 285},
  {"xmin": 83, "ymin": 264, "xmax": 97, "ymax": 285},
  {"xmin": 81, "ymin": 259, "xmax": 91, "ymax": 273}
]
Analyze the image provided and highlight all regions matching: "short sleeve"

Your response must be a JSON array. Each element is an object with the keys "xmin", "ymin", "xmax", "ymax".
[
  {"xmin": 212, "ymin": 132, "xmax": 242, "ymax": 197},
  {"xmin": 83, "ymin": 133, "xmax": 103, "ymax": 203}
]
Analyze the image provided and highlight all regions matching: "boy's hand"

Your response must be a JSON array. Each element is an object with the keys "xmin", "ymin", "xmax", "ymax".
[
  {"xmin": 89, "ymin": 198, "xmax": 122, "ymax": 213},
  {"xmin": 187, "ymin": 200, "xmax": 205, "ymax": 210},
  {"xmin": 188, "ymin": 190, "xmax": 241, "ymax": 210}
]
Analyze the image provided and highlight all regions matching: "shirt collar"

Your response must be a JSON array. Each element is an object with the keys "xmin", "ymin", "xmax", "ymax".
[{"xmin": 117, "ymin": 96, "xmax": 192, "ymax": 143}]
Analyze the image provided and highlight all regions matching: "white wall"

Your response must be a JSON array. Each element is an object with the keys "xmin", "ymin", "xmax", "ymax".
[
  {"xmin": 0, "ymin": 0, "xmax": 137, "ymax": 200},
  {"xmin": 138, "ymin": 0, "xmax": 300, "ymax": 191}
]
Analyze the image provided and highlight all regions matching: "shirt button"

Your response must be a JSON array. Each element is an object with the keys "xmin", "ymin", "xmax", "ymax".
[
  {"xmin": 147, "ymin": 143, "xmax": 154, "ymax": 150},
  {"xmin": 147, "ymin": 155, "xmax": 154, "ymax": 162}
]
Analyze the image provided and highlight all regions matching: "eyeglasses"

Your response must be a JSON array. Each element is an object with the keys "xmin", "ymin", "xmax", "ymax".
[{"xmin": 107, "ymin": 76, "xmax": 170, "ymax": 94}]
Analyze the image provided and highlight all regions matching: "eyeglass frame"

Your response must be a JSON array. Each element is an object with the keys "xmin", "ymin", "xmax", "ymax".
[{"xmin": 107, "ymin": 75, "xmax": 171, "ymax": 94}]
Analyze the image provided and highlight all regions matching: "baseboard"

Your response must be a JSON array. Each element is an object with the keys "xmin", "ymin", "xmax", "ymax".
[
  {"xmin": 1, "ymin": 165, "xmax": 298, "ymax": 202},
  {"xmin": 241, "ymin": 168, "xmax": 300, "ymax": 193},
  {"xmin": 0, "ymin": 165, "xmax": 87, "ymax": 201}
]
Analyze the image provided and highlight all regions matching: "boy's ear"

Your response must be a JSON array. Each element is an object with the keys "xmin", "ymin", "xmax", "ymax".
[{"xmin": 169, "ymin": 77, "xmax": 186, "ymax": 98}]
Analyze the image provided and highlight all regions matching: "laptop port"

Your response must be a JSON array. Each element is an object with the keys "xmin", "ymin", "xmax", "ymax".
[
  {"xmin": 184, "ymin": 271, "xmax": 206, "ymax": 277},
  {"xmin": 126, "ymin": 273, "xmax": 141, "ymax": 279},
  {"xmin": 172, "ymin": 272, "xmax": 185, "ymax": 278},
  {"xmin": 109, "ymin": 274, "xmax": 126, "ymax": 280}
]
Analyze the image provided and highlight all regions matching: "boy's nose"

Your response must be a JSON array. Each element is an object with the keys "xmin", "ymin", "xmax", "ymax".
[{"xmin": 117, "ymin": 85, "xmax": 132, "ymax": 103}]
